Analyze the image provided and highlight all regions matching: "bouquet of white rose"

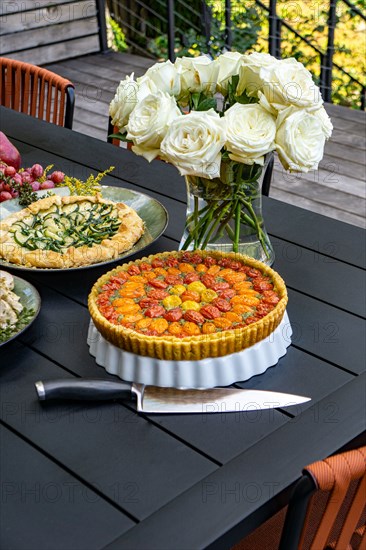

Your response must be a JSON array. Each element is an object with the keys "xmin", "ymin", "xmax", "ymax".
[{"xmin": 109, "ymin": 52, "xmax": 333, "ymax": 263}]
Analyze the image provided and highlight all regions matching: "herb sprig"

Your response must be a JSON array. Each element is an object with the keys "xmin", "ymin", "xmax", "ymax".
[{"xmin": 0, "ymin": 307, "xmax": 36, "ymax": 344}]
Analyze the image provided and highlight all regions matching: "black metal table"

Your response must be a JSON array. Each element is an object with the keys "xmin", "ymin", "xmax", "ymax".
[{"xmin": 1, "ymin": 107, "xmax": 365, "ymax": 550}]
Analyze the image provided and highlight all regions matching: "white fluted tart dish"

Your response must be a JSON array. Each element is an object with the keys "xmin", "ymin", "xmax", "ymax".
[{"xmin": 88, "ymin": 250, "xmax": 288, "ymax": 362}]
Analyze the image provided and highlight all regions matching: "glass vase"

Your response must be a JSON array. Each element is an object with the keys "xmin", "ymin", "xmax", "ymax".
[{"xmin": 179, "ymin": 154, "xmax": 275, "ymax": 265}]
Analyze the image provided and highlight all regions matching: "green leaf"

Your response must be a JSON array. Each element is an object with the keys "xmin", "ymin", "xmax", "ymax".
[
  {"xmin": 196, "ymin": 97, "xmax": 217, "ymax": 111},
  {"xmin": 231, "ymin": 74, "xmax": 239, "ymax": 89},
  {"xmin": 234, "ymin": 90, "xmax": 257, "ymax": 105},
  {"xmin": 191, "ymin": 93, "xmax": 201, "ymax": 110},
  {"xmin": 108, "ymin": 133, "xmax": 132, "ymax": 143}
]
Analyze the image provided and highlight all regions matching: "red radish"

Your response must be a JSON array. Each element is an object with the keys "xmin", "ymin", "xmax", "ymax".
[
  {"xmin": 31, "ymin": 164, "xmax": 44, "ymax": 178},
  {"xmin": 21, "ymin": 172, "xmax": 32, "ymax": 183},
  {"xmin": 2, "ymin": 183, "xmax": 12, "ymax": 192},
  {"xmin": 11, "ymin": 190, "xmax": 19, "ymax": 198},
  {"xmin": 12, "ymin": 173, "xmax": 22, "ymax": 186},
  {"xmin": 4, "ymin": 165, "xmax": 16, "ymax": 177},
  {"xmin": 31, "ymin": 182, "xmax": 41, "ymax": 191},
  {"xmin": 40, "ymin": 181, "xmax": 55, "ymax": 190},
  {"xmin": 0, "ymin": 132, "xmax": 21, "ymax": 170},
  {"xmin": 50, "ymin": 171, "xmax": 65, "ymax": 184},
  {"xmin": 0, "ymin": 191, "xmax": 13, "ymax": 202}
]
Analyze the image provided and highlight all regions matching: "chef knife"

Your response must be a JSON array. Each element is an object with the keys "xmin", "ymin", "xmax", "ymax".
[{"xmin": 35, "ymin": 379, "xmax": 310, "ymax": 414}]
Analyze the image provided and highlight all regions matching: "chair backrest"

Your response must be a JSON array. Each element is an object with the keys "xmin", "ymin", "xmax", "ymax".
[
  {"xmin": 107, "ymin": 117, "xmax": 121, "ymax": 147},
  {"xmin": 0, "ymin": 58, "xmax": 75, "ymax": 129},
  {"xmin": 262, "ymin": 155, "xmax": 274, "ymax": 197},
  {"xmin": 279, "ymin": 446, "xmax": 366, "ymax": 550}
]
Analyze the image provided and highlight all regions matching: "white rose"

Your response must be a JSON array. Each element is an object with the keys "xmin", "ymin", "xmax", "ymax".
[
  {"xmin": 109, "ymin": 74, "xmax": 157, "ymax": 131},
  {"xmin": 259, "ymin": 58, "xmax": 323, "ymax": 112},
  {"xmin": 236, "ymin": 52, "xmax": 279, "ymax": 97},
  {"xmin": 143, "ymin": 60, "xmax": 181, "ymax": 96},
  {"xmin": 215, "ymin": 51, "xmax": 243, "ymax": 94},
  {"xmin": 175, "ymin": 55, "xmax": 219, "ymax": 96},
  {"xmin": 126, "ymin": 91, "xmax": 182, "ymax": 162},
  {"xmin": 109, "ymin": 74, "xmax": 138, "ymax": 130},
  {"xmin": 160, "ymin": 109, "xmax": 226, "ymax": 179},
  {"xmin": 224, "ymin": 103, "xmax": 276, "ymax": 165},
  {"xmin": 275, "ymin": 107, "xmax": 326, "ymax": 172},
  {"xmin": 134, "ymin": 74, "xmax": 159, "ymax": 98},
  {"xmin": 312, "ymin": 106, "xmax": 333, "ymax": 139}
]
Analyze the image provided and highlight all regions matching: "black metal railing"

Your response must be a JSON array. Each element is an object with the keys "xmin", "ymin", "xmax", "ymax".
[
  {"xmin": 107, "ymin": 0, "xmax": 365, "ymax": 109},
  {"xmin": 257, "ymin": 0, "xmax": 365, "ymax": 109},
  {"xmin": 219, "ymin": 0, "xmax": 366, "ymax": 109},
  {"xmin": 107, "ymin": 0, "xmax": 203, "ymax": 58}
]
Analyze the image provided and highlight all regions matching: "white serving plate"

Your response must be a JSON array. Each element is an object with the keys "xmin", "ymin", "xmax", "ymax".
[{"xmin": 87, "ymin": 311, "xmax": 292, "ymax": 389}]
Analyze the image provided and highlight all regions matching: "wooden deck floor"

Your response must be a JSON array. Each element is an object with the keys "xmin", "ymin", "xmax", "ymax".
[{"xmin": 47, "ymin": 51, "xmax": 366, "ymax": 229}]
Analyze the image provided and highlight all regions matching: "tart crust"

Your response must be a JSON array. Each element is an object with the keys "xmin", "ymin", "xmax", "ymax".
[
  {"xmin": 88, "ymin": 250, "xmax": 288, "ymax": 361},
  {"xmin": 0, "ymin": 194, "xmax": 144, "ymax": 268}
]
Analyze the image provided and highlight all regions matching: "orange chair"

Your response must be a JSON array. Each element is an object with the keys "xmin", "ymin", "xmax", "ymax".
[
  {"xmin": 107, "ymin": 117, "xmax": 123, "ymax": 147},
  {"xmin": 234, "ymin": 446, "xmax": 366, "ymax": 550},
  {"xmin": 0, "ymin": 57, "xmax": 75, "ymax": 129}
]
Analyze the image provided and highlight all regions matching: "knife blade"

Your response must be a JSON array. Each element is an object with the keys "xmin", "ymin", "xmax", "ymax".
[{"xmin": 35, "ymin": 379, "xmax": 310, "ymax": 414}]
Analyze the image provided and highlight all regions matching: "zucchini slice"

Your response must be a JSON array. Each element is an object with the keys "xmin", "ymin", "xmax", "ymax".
[{"xmin": 14, "ymin": 230, "xmax": 29, "ymax": 246}]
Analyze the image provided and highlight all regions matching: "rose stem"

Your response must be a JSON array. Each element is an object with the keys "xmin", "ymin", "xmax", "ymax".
[
  {"xmin": 201, "ymin": 203, "xmax": 231, "ymax": 249},
  {"xmin": 181, "ymin": 203, "xmax": 218, "ymax": 250},
  {"xmin": 233, "ymin": 201, "xmax": 241, "ymax": 252}
]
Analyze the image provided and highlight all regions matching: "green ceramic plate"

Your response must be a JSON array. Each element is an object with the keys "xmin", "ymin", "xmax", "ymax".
[
  {"xmin": 0, "ymin": 273, "xmax": 41, "ymax": 346},
  {"xmin": 0, "ymin": 186, "xmax": 168, "ymax": 272}
]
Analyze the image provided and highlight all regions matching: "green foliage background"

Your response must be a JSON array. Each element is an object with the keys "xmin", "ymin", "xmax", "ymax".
[
  {"xmin": 270, "ymin": 0, "xmax": 366, "ymax": 108},
  {"xmin": 108, "ymin": 0, "xmax": 366, "ymax": 109}
]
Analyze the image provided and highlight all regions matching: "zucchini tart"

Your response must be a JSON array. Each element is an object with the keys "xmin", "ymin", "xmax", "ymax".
[
  {"xmin": 88, "ymin": 251, "xmax": 288, "ymax": 360},
  {"xmin": 0, "ymin": 194, "xmax": 144, "ymax": 268}
]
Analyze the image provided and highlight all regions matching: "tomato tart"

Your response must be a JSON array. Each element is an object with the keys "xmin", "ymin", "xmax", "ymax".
[
  {"xmin": 0, "ymin": 194, "xmax": 144, "ymax": 268},
  {"xmin": 88, "ymin": 250, "xmax": 288, "ymax": 360}
]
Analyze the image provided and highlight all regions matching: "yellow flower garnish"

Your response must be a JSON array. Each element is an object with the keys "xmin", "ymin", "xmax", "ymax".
[
  {"xmin": 58, "ymin": 166, "xmax": 115, "ymax": 196},
  {"xmin": 39, "ymin": 165, "xmax": 54, "ymax": 183}
]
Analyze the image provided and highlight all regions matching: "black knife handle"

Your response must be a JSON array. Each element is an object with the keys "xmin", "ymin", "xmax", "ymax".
[{"xmin": 35, "ymin": 379, "xmax": 133, "ymax": 401}]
